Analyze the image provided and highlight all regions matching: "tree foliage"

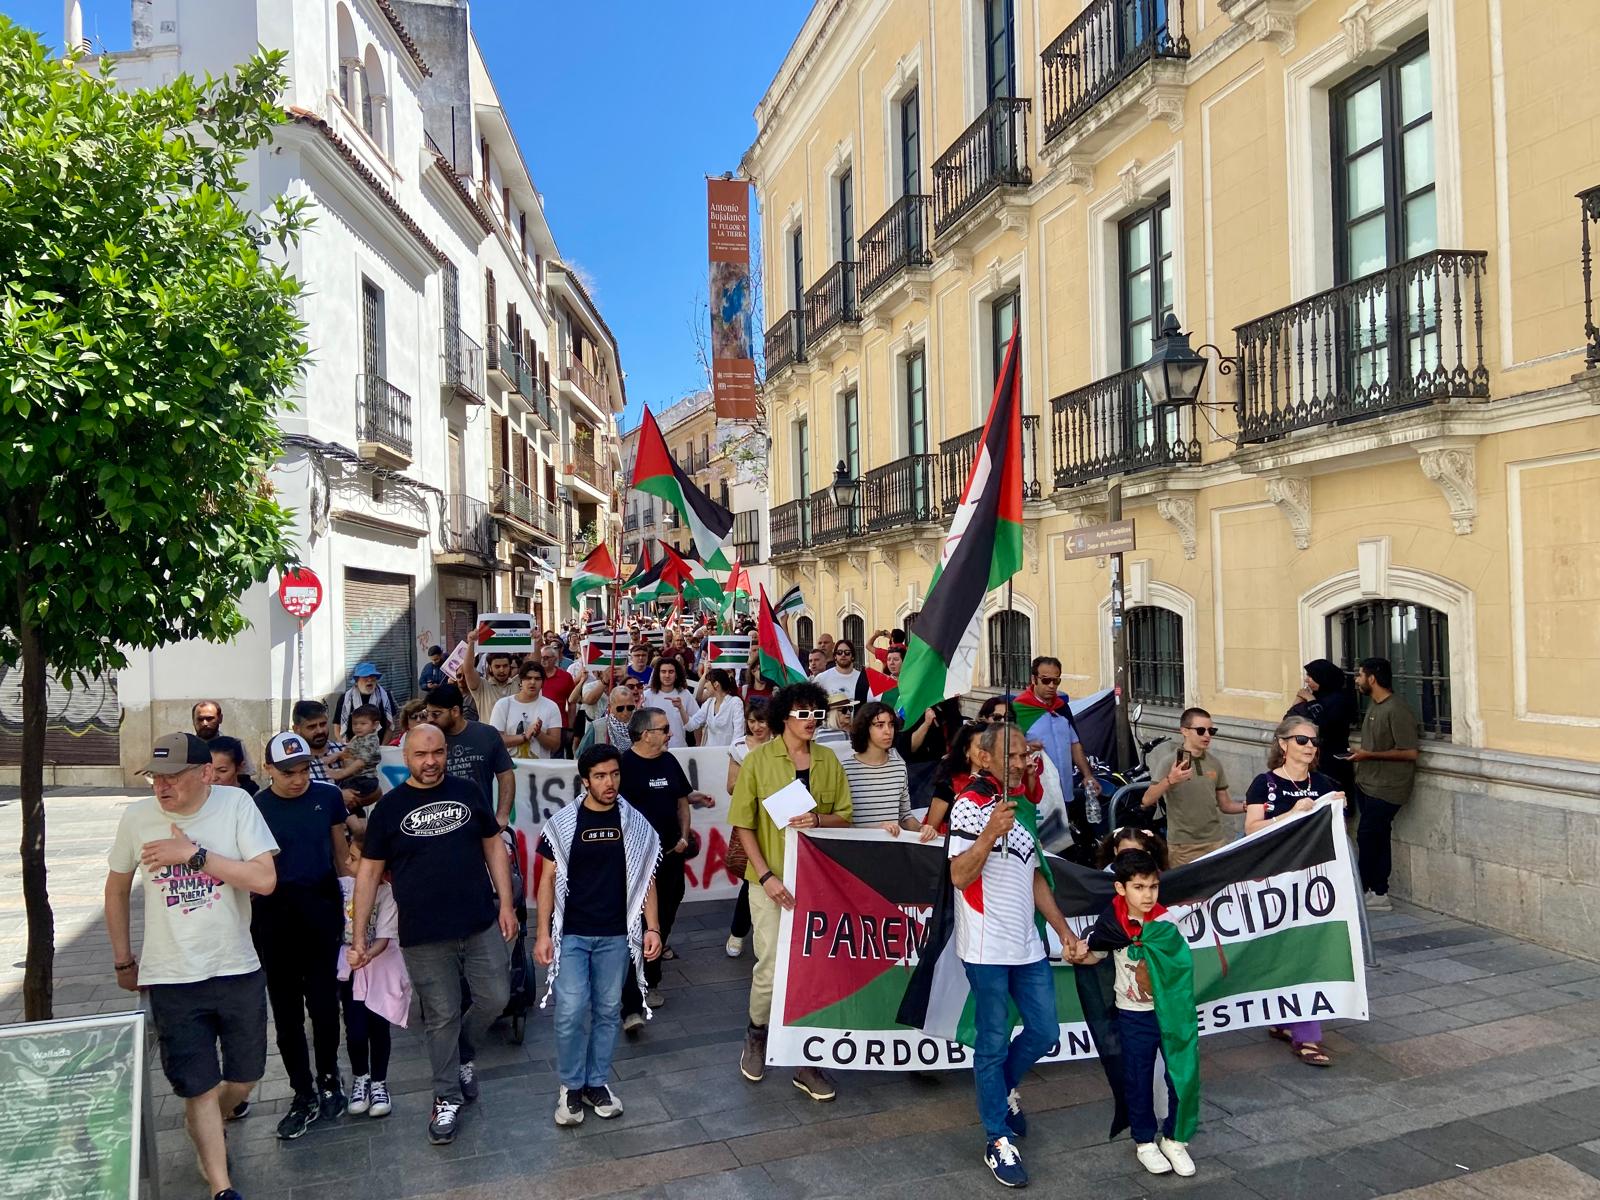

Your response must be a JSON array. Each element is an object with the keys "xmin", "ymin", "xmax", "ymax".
[{"xmin": 0, "ymin": 20, "xmax": 308, "ymax": 677}]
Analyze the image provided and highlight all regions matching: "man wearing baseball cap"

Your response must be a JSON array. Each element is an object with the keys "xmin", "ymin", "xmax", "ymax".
[
  {"xmin": 332, "ymin": 661, "xmax": 397, "ymax": 741},
  {"xmin": 250, "ymin": 732, "xmax": 352, "ymax": 1139},
  {"xmin": 104, "ymin": 733, "xmax": 279, "ymax": 1200}
]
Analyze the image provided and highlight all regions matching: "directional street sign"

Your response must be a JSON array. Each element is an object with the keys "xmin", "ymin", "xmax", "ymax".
[{"xmin": 1064, "ymin": 519, "xmax": 1136, "ymax": 560}]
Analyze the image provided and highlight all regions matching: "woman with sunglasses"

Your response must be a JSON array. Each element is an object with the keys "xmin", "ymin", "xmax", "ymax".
[{"xmin": 1245, "ymin": 715, "xmax": 1346, "ymax": 1068}]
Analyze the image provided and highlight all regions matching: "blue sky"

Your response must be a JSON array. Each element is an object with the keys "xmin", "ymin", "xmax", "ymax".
[{"xmin": 7, "ymin": 0, "xmax": 812, "ymax": 431}]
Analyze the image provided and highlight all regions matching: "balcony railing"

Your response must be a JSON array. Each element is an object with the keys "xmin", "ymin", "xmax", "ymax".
[
  {"xmin": 859, "ymin": 195, "xmax": 934, "ymax": 302},
  {"xmin": 625, "ymin": 511, "xmax": 640, "ymax": 532},
  {"xmin": 1234, "ymin": 249, "xmax": 1490, "ymax": 444},
  {"xmin": 864, "ymin": 455, "xmax": 940, "ymax": 532},
  {"xmin": 564, "ymin": 359, "xmax": 610, "ymax": 410},
  {"xmin": 492, "ymin": 469, "xmax": 535, "ymax": 525},
  {"xmin": 764, "ymin": 310, "xmax": 807, "ymax": 376},
  {"xmin": 529, "ymin": 384, "xmax": 556, "ymax": 432},
  {"xmin": 357, "ymin": 373, "xmax": 412, "ymax": 457},
  {"xmin": 441, "ymin": 325, "xmax": 485, "ymax": 402},
  {"xmin": 933, "ymin": 97, "xmax": 1032, "ymax": 237},
  {"xmin": 441, "ymin": 493, "xmax": 496, "ymax": 560},
  {"xmin": 1580, "ymin": 186, "xmax": 1600, "ymax": 368},
  {"xmin": 804, "ymin": 261, "xmax": 861, "ymax": 343},
  {"xmin": 567, "ymin": 445, "xmax": 608, "ymax": 491},
  {"xmin": 1050, "ymin": 366, "xmax": 1200, "ymax": 488},
  {"xmin": 809, "ymin": 485, "xmax": 856, "ymax": 547},
  {"xmin": 1041, "ymin": 0, "xmax": 1190, "ymax": 144},
  {"xmin": 771, "ymin": 499, "xmax": 805, "ymax": 556},
  {"xmin": 939, "ymin": 415, "xmax": 1042, "ymax": 515}
]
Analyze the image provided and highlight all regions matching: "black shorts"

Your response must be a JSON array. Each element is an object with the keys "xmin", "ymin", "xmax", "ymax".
[{"xmin": 146, "ymin": 969, "xmax": 268, "ymax": 1098}]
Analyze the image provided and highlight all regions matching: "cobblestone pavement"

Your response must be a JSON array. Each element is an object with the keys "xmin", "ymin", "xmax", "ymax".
[{"xmin": 5, "ymin": 787, "xmax": 1600, "ymax": 1200}]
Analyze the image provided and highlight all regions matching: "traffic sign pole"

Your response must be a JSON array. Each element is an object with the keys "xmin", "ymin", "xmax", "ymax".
[{"xmin": 1108, "ymin": 482, "xmax": 1135, "ymax": 774}]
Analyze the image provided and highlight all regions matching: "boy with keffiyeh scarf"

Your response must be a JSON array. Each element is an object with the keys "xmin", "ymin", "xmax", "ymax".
[{"xmin": 534, "ymin": 745, "xmax": 662, "ymax": 1128}]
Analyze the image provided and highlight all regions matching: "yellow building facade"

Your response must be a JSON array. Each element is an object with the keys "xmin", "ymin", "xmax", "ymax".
[{"xmin": 743, "ymin": 0, "xmax": 1600, "ymax": 951}]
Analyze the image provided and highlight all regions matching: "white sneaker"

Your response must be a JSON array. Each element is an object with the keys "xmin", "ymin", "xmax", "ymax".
[
  {"xmin": 1136, "ymin": 1142, "xmax": 1174, "ymax": 1175},
  {"xmin": 554, "ymin": 1086, "xmax": 585, "ymax": 1127},
  {"xmin": 367, "ymin": 1080, "xmax": 391, "ymax": 1118},
  {"xmin": 347, "ymin": 1074, "xmax": 371, "ymax": 1115},
  {"xmin": 1364, "ymin": 891, "xmax": 1394, "ymax": 912},
  {"xmin": 1158, "ymin": 1137, "xmax": 1196, "ymax": 1176},
  {"xmin": 725, "ymin": 935, "xmax": 744, "ymax": 958}
]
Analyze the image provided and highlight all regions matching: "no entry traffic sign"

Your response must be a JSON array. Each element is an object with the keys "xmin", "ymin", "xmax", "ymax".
[{"xmin": 278, "ymin": 566, "xmax": 323, "ymax": 619}]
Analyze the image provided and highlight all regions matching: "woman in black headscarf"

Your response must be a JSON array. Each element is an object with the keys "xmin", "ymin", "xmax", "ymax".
[{"xmin": 1287, "ymin": 659, "xmax": 1357, "ymax": 793}]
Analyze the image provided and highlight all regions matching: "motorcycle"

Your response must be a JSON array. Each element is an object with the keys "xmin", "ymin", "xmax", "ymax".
[{"xmin": 1105, "ymin": 704, "xmax": 1173, "ymax": 841}]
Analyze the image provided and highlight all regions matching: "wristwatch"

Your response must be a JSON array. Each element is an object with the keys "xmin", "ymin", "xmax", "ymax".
[{"xmin": 186, "ymin": 844, "xmax": 208, "ymax": 873}]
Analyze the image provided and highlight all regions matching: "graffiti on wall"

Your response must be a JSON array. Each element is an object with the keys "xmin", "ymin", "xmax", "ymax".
[{"xmin": 0, "ymin": 665, "xmax": 122, "ymax": 766}]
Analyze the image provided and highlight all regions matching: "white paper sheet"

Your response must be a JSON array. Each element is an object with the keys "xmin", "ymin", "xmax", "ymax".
[{"xmin": 762, "ymin": 778, "xmax": 817, "ymax": 827}]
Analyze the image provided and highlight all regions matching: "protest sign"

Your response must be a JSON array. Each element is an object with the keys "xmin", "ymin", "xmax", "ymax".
[
  {"xmin": 705, "ymin": 635, "xmax": 751, "ymax": 680},
  {"xmin": 767, "ymin": 801, "xmax": 1366, "ymax": 1071},
  {"xmin": 440, "ymin": 639, "xmax": 470, "ymax": 681},
  {"xmin": 584, "ymin": 633, "xmax": 631, "ymax": 669},
  {"xmin": 475, "ymin": 613, "xmax": 536, "ymax": 652},
  {"xmin": 0, "ymin": 1011, "xmax": 148, "ymax": 1199},
  {"xmin": 379, "ymin": 745, "xmax": 741, "ymax": 905}
]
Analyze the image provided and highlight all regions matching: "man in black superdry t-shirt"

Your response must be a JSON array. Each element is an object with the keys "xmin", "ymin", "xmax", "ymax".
[{"xmin": 353, "ymin": 724, "xmax": 516, "ymax": 1148}]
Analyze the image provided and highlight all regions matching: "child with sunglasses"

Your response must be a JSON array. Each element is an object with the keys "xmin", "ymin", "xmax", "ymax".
[{"xmin": 1243, "ymin": 715, "xmax": 1346, "ymax": 1068}]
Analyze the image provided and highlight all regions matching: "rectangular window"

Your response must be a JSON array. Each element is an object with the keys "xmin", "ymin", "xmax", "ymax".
[
  {"xmin": 984, "ymin": 0, "xmax": 1016, "ymax": 103},
  {"xmin": 840, "ymin": 389, "xmax": 860, "ymax": 478},
  {"xmin": 900, "ymin": 88, "xmax": 921, "ymax": 197},
  {"xmin": 991, "ymin": 290, "xmax": 1019, "ymax": 388},
  {"xmin": 838, "ymin": 170, "xmax": 855, "ymax": 262},
  {"xmin": 906, "ymin": 350, "xmax": 928, "ymax": 512},
  {"xmin": 1127, "ymin": 607, "xmax": 1184, "ymax": 708},
  {"xmin": 796, "ymin": 418, "xmax": 811, "ymax": 540},
  {"xmin": 361, "ymin": 278, "xmax": 385, "ymax": 376},
  {"xmin": 1119, "ymin": 194, "xmax": 1174, "ymax": 369},
  {"xmin": 791, "ymin": 226, "xmax": 805, "ymax": 312}
]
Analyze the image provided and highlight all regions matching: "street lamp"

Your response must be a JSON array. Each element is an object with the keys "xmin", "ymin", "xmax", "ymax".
[
  {"xmin": 829, "ymin": 459, "xmax": 860, "ymax": 509},
  {"xmin": 1141, "ymin": 313, "xmax": 1234, "ymax": 408}
]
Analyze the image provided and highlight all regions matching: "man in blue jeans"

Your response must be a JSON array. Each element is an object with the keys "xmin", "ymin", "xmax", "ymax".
[
  {"xmin": 535, "ymin": 745, "xmax": 662, "ymax": 1127},
  {"xmin": 947, "ymin": 724, "xmax": 1083, "ymax": 1188}
]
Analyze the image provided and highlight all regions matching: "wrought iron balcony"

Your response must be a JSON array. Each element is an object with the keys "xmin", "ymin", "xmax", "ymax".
[
  {"xmin": 1050, "ymin": 365, "xmax": 1200, "ymax": 488},
  {"xmin": 804, "ymin": 261, "xmax": 861, "ymax": 344},
  {"xmin": 564, "ymin": 358, "xmax": 610, "ymax": 410},
  {"xmin": 859, "ymin": 195, "xmax": 934, "ymax": 303},
  {"xmin": 1581, "ymin": 186, "xmax": 1600, "ymax": 368},
  {"xmin": 808, "ymin": 485, "xmax": 857, "ymax": 547},
  {"xmin": 529, "ymin": 384, "xmax": 556, "ymax": 432},
  {"xmin": 485, "ymin": 323, "xmax": 512, "ymax": 385},
  {"xmin": 625, "ymin": 511, "xmax": 640, "ymax": 532},
  {"xmin": 939, "ymin": 415, "xmax": 1042, "ymax": 515},
  {"xmin": 1041, "ymin": 0, "xmax": 1190, "ymax": 145},
  {"xmin": 1234, "ymin": 249, "xmax": 1490, "ymax": 444},
  {"xmin": 356, "ymin": 373, "xmax": 412, "ymax": 459},
  {"xmin": 770, "ymin": 499, "xmax": 806, "ymax": 556},
  {"xmin": 864, "ymin": 455, "xmax": 940, "ymax": 532},
  {"xmin": 764, "ymin": 310, "xmax": 807, "ymax": 377},
  {"xmin": 933, "ymin": 97, "xmax": 1032, "ymax": 237},
  {"xmin": 492, "ymin": 469, "xmax": 536, "ymax": 526},
  {"xmin": 566, "ymin": 444, "xmax": 608, "ymax": 491},
  {"xmin": 441, "ymin": 325, "xmax": 485, "ymax": 403},
  {"xmin": 440, "ymin": 493, "xmax": 496, "ymax": 561}
]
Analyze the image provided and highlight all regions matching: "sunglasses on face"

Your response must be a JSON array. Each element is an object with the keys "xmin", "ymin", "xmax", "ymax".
[
  {"xmin": 1285, "ymin": 734, "xmax": 1321, "ymax": 747},
  {"xmin": 614, "ymin": 704, "xmax": 636, "ymax": 714},
  {"xmin": 1186, "ymin": 726, "xmax": 1218, "ymax": 736},
  {"xmin": 1035, "ymin": 677, "xmax": 1060, "ymax": 686},
  {"xmin": 648, "ymin": 725, "xmax": 671, "ymax": 736},
  {"xmin": 789, "ymin": 709, "xmax": 826, "ymax": 721}
]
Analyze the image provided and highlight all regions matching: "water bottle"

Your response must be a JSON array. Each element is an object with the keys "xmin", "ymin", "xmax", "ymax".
[{"xmin": 1084, "ymin": 785, "xmax": 1103, "ymax": 829}]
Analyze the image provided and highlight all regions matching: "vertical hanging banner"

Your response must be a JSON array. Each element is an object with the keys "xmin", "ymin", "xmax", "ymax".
[{"xmin": 708, "ymin": 178, "xmax": 758, "ymax": 421}]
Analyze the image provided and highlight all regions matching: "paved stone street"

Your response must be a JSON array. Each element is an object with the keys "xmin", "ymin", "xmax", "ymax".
[{"xmin": 6, "ymin": 787, "xmax": 1600, "ymax": 1200}]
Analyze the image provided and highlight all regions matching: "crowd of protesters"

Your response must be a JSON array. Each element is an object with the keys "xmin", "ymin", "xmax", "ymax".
[{"xmin": 104, "ymin": 604, "xmax": 1416, "ymax": 1198}]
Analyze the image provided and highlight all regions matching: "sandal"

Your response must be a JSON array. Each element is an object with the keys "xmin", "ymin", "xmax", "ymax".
[
  {"xmin": 1267, "ymin": 1027, "xmax": 1293, "ymax": 1044},
  {"xmin": 1292, "ymin": 1041, "xmax": 1332, "ymax": 1067},
  {"xmin": 661, "ymin": 945, "xmax": 677, "ymax": 960}
]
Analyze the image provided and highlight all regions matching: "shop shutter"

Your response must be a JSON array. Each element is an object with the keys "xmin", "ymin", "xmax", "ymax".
[{"xmin": 343, "ymin": 568, "xmax": 416, "ymax": 705}]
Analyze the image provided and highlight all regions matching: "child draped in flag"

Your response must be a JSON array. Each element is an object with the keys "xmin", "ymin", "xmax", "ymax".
[{"xmin": 1080, "ymin": 849, "xmax": 1201, "ymax": 1177}]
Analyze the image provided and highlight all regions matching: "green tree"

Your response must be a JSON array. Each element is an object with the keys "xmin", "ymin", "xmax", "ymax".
[{"xmin": 0, "ymin": 21, "xmax": 309, "ymax": 1020}]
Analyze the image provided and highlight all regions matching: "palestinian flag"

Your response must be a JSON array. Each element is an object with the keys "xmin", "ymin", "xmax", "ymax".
[
  {"xmin": 706, "ymin": 634, "xmax": 751, "ymax": 672},
  {"xmin": 757, "ymin": 585, "xmax": 809, "ymax": 686},
  {"xmin": 658, "ymin": 542, "xmax": 724, "ymax": 607},
  {"xmin": 864, "ymin": 666, "xmax": 899, "ymax": 711},
  {"xmin": 1012, "ymin": 689, "xmax": 1058, "ymax": 734},
  {"xmin": 630, "ymin": 407, "xmax": 734, "ymax": 565},
  {"xmin": 570, "ymin": 543, "xmax": 618, "ymax": 608},
  {"xmin": 584, "ymin": 632, "xmax": 631, "ymax": 668},
  {"xmin": 724, "ymin": 561, "xmax": 752, "ymax": 614},
  {"xmin": 621, "ymin": 541, "xmax": 654, "ymax": 590},
  {"xmin": 774, "ymin": 583, "xmax": 805, "ymax": 619},
  {"xmin": 896, "ymin": 321, "xmax": 1025, "ymax": 724}
]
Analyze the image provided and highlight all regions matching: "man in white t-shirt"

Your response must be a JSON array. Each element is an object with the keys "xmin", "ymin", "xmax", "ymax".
[
  {"xmin": 812, "ymin": 638, "xmax": 863, "ymax": 700},
  {"xmin": 104, "ymin": 733, "xmax": 279, "ymax": 1200},
  {"xmin": 946, "ymin": 724, "xmax": 1082, "ymax": 1190},
  {"xmin": 490, "ymin": 660, "xmax": 564, "ymax": 760}
]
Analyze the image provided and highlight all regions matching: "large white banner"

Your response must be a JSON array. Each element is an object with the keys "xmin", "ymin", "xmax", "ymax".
[{"xmin": 379, "ymin": 744, "xmax": 741, "ymax": 905}]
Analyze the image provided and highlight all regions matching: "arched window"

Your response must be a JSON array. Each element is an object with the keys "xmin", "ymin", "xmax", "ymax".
[
  {"xmin": 795, "ymin": 616, "xmax": 814, "ymax": 656},
  {"xmin": 1328, "ymin": 600, "xmax": 1452, "ymax": 736},
  {"xmin": 1127, "ymin": 607, "xmax": 1184, "ymax": 707},
  {"xmin": 335, "ymin": 5, "xmax": 358, "ymax": 109},
  {"xmin": 903, "ymin": 610, "xmax": 920, "ymax": 638},
  {"xmin": 842, "ymin": 614, "xmax": 865, "ymax": 651},
  {"xmin": 361, "ymin": 46, "xmax": 387, "ymax": 153},
  {"xmin": 987, "ymin": 611, "xmax": 1031, "ymax": 691}
]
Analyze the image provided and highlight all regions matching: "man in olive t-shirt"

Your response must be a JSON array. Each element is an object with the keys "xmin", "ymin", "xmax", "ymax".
[
  {"xmin": 1141, "ymin": 707, "xmax": 1244, "ymax": 865},
  {"xmin": 1351, "ymin": 658, "xmax": 1421, "ymax": 911}
]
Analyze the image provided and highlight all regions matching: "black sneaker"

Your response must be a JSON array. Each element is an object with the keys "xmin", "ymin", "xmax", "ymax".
[
  {"xmin": 225, "ymin": 1100, "xmax": 250, "ymax": 1122},
  {"xmin": 275, "ymin": 1092, "xmax": 319, "ymax": 1140},
  {"xmin": 214, "ymin": 1190, "xmax": 244, "ymax": 1200},
  {"xmin": 317, "ymin": 1073, "xmax": 346, "ymax": 1123},
  {"xmin": 458, "ymin": 1060, "xmax": 480, "ymax": 1104},
  {"xmin": 428, "ymin": 1096, "xmax": 461, "ymax": 1145}
]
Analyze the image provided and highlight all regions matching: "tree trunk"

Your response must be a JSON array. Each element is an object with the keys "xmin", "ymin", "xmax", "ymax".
[{"xmin": 18, "ymin": 607, "xmax": 54, "ymax": 1022}]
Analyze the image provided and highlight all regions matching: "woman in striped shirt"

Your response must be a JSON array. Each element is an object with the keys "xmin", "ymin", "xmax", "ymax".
[{"xmin": 842, "ymin": 702, "xmax": 934, "ymax": 840}]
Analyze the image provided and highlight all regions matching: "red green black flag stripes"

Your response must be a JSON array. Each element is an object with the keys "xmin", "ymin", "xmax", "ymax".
[
  {"xmin": 895, "ymin": 321, "xmax": 1026, "ymax": 724},
  {"xmin": 629, "ymin": 407, "xmax": 734, "ymax": 564}
]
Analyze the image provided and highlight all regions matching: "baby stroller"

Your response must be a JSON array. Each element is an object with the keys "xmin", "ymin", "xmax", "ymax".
[{"xmin": 500, "ymin": 828, "xmax": 537, "ymax": 1045}]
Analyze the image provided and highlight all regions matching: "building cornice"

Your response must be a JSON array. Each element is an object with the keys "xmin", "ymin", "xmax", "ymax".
[
  {"xmin": 741, "ymin": 0, "xmax": 852, "ymax": 180},
  {"xmin": 284, "ymin": 108, "xmax": 448, "ymax": 267},
  {"xmin": 429, "ymin": 153, "xmax": 495, "ymax": 235},
  {"xmin": 373, "ymin": 0, "xmax": 432, "ymax": 78}
]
